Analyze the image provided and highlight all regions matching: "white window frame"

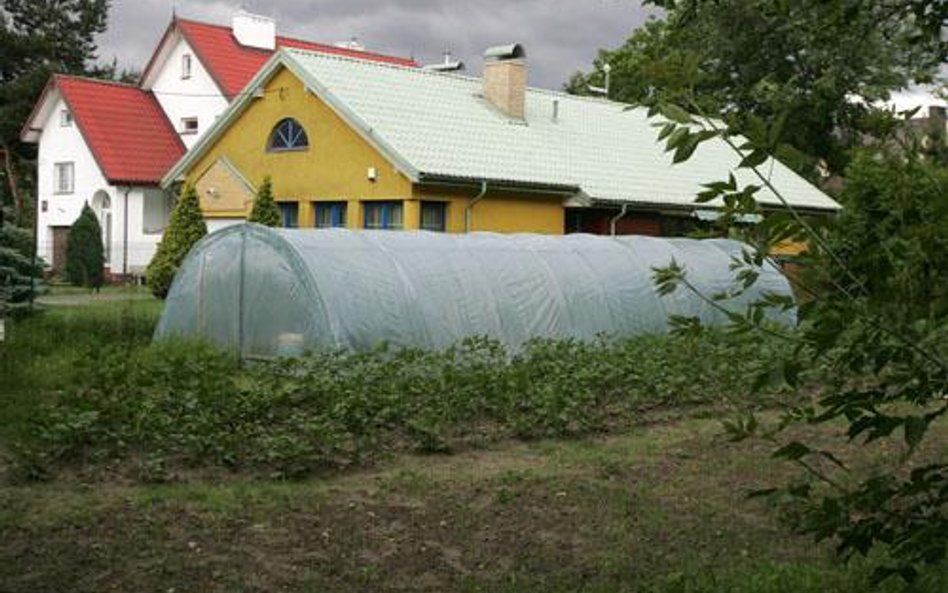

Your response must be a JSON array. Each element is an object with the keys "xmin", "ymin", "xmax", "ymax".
[
  {"xmin": 181, "ymin": 53, "xmax": 192, "ymax": 79},
  {"xmin": 142, "ymin": 190, "xmax": 172, "ymax": 235},
  {"xmin": 181, "ymin": 117, "xmax": 199, "ymax": 135},
  {"xmin": 54, "ymin": 162, "xmax": 75, "ymax": 195},
  {"xmin": 60, "ymin": 109, "xmax": 73, "ymax": 127}
]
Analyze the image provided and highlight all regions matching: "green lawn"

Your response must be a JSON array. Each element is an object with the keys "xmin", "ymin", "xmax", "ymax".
[{"xmin": 1, "ymin": 301, "xmax": 945, "ymax": 592}]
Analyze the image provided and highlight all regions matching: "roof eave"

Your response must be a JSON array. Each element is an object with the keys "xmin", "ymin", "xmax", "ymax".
[
  {"xmin": 19, "ymin": 76, "xmax": 59, "ymax": 143},
  {"xmin": 417, "ymin": 173, "xmax": 579, "ymax": 195}
]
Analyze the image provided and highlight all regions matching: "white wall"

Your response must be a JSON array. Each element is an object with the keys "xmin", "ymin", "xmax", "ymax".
[
  {"xmin": 35, "ymin": 96, "xmax": 113, "ymax": 268},
  {"xmin": 108, "ymin": 188, "xmax": 171, "ymax": 275},
  {"xmin": 149, "ymin": 36, "xmax": 229, "ymax": 149},
  {"xmin": 35, "ymin": 96, "xmax": 171, "ymax": 276}
]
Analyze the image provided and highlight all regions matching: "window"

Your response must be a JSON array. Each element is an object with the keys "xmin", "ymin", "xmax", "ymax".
[
  {"xmin": 314, "ymin": 202, "xmax": 347, "ymax": 228},
  {"xmin": 60, "ymin": 109, "xmax": 73, "ymax": 127},
  {"xmin": 54, "ymin": 162, "xmax": 74, "ymax": 194},
  {"xmin": 181, "ymin": 53, "xmax": 192, "ymax": 79},
  {"xmin": 143, "ymin": 190, "xmax": 172, "ymax": 234},
  {"xmin": 279, "ymin": 202, "xmax": 299, "ymax": 228},
  {"xmin": 267, "ymin": 118, "xmax": 309, "ymax": 152},
  {"xmin": 420, "ymin": 201, "xmax": 447, "ymax": 232},
  {"xmin": 363, "ymin": 201, "xmax": 403, "ymax": 230},
  {"xmin": 181, "ymin": 117, "xmax": 199, "ymax": 135}
]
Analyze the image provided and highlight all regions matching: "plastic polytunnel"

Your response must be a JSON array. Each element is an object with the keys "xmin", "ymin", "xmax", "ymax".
[{"xmin": 154, "ymin": 224, "xmax": 795, "ymax": 357}]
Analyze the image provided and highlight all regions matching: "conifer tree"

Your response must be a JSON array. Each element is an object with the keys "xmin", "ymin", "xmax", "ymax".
[
  {"xmin": 146, "ymin": 185, "xmax": 206, "ymax": 299},
  {"xmin": 65, "ymin": 202, "xmax": 104, "ymax": 289},
  {"xmin": 247, "ymin": 176, "xmax": 281, "ymax": 227},
  {"xmin": 0, "ymin": 204, "xmax": 41, "ymax": 315}
]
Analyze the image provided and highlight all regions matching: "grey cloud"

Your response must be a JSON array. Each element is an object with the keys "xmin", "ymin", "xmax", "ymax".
[{"xmin": 97, "ymin": 0, "xmax": 658, "ymax": 89}]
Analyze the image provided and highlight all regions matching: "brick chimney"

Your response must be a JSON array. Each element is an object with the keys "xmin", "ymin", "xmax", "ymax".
[
  {"xmin": 483, "ymin": 44, "xmax": 526, "ymax": 119},
  {"xmin": 232, "ymin": 10, "xmax": 276, "ymax": 51}
]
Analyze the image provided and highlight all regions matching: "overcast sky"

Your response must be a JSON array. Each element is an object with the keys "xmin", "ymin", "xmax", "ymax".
[{"xmin": 96, "ymin": 0, "xmax": 659, "ymax": 89}]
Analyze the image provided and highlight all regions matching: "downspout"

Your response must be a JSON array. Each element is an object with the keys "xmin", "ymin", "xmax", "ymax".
[
  {"xmin": 464, "ymin": 181, "xmax": 488, "ymax": 233},
  {"xmin": 123, "ymin": 186, "xmax": 131, "ymax": 281},
  {"xmin": 609, "ymin": 203, "xmax": 630, "ymax": 236}
]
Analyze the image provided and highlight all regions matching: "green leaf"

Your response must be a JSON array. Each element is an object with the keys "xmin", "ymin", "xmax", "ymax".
[
  {"xmin": 739, "ymin": 150, "xmax": 769, "ymax": 169},
  {"xmin": 659, "ymin": 102, "xmax": 694, "ymax": 124},
  {"xmin": 904, "ymin": 416, "xmax": 928, "ymax": 452},
  {"xmin": 773, "ymin": 441, "xmax": 811, "ymax": 461}
]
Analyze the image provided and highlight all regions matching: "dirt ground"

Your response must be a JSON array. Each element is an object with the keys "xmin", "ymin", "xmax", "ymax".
[{"xmin": 1, "ymin": 418, "xmax": 838, "ymax": 593}]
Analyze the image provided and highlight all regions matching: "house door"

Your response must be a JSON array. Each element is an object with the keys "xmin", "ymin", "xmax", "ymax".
[{"xmin": 51, "ymin": 226, "xmax": 70, "ymax": 276}]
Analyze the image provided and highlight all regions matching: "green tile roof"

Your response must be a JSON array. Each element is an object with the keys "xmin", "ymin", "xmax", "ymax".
[{"xmin": 167, "ymin": 48, "xmax": 841, "ymax": 212}]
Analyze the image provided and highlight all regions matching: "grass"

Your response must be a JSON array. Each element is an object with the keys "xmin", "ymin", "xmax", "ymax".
[{"xmin": 2, "ymin": 302, "xmax": 947, "ymax": 591}]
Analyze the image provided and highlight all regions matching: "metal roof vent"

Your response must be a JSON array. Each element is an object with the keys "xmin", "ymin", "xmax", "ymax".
[
  {"xmin": 482, "ymin": 43, "xmax": 527, "ymax": 119},
  {"xmin": 483, "ymin": 43, "xmax": 526, "ymax": 61},
  {"xmin": 423, "ymin": 51, "xmax": 465, "ymax": 72}
]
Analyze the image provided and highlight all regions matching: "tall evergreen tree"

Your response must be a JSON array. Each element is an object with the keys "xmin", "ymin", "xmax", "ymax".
[
  {"xmin": 146, "ymin": 185, "xmax": 207, "ymax": 299},
  {"xmin": 65, "ymin": 202, "xmax": 104, "ymax": 289},
  {"xmin": 0, "ymin": 204, "xmax": 41, "ymax": 316},
  {"xmin": 248, "ymin": 176, "xmax": 281, "ymax": 227}
]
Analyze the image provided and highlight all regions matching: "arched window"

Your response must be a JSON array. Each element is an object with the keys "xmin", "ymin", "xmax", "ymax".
[{"xmin": 267, "ymin": 118, "xmax": 309, "ymax": 152}]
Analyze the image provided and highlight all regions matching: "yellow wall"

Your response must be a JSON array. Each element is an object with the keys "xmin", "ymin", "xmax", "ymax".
[
  {"xmin": 413, "ymin": 185, "xmax": 564, "ymax": 234},
  {"xmin": 185, "ymin": 66, "xmax": 413, "ymax": 228},
  {"xmin": 184, "ymin": 65, "xmax": 565, "ymax": 234}
]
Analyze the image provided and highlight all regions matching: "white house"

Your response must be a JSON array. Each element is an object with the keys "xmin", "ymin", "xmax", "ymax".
[{"xmin": 20, "ymin": 10, "xmax": 416, "ymax": 279}]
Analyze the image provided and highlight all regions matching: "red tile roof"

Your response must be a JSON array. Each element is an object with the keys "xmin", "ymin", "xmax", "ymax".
[
  {"xmin": 176, "ymin": 19, "xmax": 417, "ymax": 99},
  {"xmin": 55, "ymin": 76, "xmax": 186, "ymax": 186}
]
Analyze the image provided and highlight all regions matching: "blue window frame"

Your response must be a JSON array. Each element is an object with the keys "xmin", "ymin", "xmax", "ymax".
[
  {"xmin": 314, "ymin": 202, "xmax": 347, "ymax": 228},
  {"xmin": 420, "ymin": 201, "xmax": 447, "ymax": 232},
  {"xmin": 279, "ymin": 202, "xmax": 299, "ymax": 228},
  {"xmin": 267, "ymin": 118, "xmax": 309, "ymax": 152},
  {"xmin": 363, "ymin": 201, "xmax": 403, "ymax": 230}
]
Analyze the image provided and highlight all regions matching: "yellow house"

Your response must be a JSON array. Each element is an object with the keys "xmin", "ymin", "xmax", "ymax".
[{"xmin": 162, "ymin": 45, "xmax": 839, "ymax": 235}]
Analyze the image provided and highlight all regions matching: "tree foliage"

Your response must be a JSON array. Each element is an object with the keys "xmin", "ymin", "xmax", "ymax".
[
  {"xmin": 247, "ymin": 175, "xmax": 281, "ymax": 227},
  {"xmin": 568, "ymin": 0, "xmax": 946, "ymax": 173},
  {"xmin": 0, "ymin": 205, "xmax": 40, "ymax": 315},
  {"xmin": 146, "ymin": 186, "xmax": 207, "ymax": 299},
  {"xmin": 646, "ymin": 89, "xmax": 948, "ymax": 582},
  {"xmin": 65, "ymin": 202, "xmax": 104, "ymax": 288},
  {"xmin": 0, "ymin": 0, "xmax": 110, "ymax": 218}
]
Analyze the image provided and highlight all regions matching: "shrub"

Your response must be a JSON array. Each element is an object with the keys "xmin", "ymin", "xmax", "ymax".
[
  {"xmin": 146, "ymin": 185, "xmax": 207, "ymax": 299},
  {"xmin": 64, "ymin": 203, "xmax": 104, "ymax": 288},
  {"xmin": 247, "ymin": 175, "xmax": 280, "ymax": 227}
]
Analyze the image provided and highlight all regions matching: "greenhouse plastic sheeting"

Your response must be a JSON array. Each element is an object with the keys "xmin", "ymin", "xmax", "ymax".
[{"xmin": 154, "ymin": 224, "xmax": 796, "ymax": 357}]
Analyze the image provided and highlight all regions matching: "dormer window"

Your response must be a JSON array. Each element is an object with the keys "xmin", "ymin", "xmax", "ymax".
[
  {"xmin": 267, "ymin": 118, "xmax": 309, "ymax": 152},
  {"xmin": 60, "ymin": 109, "xmax": 73, "ymax": 127},
  {"xmin": 181, "ymin": 117, "xmax": 198, "ymax": 135},
  {"xmin": 181, "ymin": 53, "xmax": 192, "ymax": 79}
]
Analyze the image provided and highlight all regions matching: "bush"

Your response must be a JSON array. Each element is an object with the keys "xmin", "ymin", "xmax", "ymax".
[
  {"xmin": 64, "ymin": 203, "xmax": 104, "ymax": 288},
  {"xmin": 146, "ymin": 185, "xmax": 207, "ymax": 298},
  {"xmin": 247, "ymin": 175, "xmax": 280, "ymax": 227}
]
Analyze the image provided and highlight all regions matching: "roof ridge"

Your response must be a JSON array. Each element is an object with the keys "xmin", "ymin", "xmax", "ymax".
[
  {"xmin": 54, "ymin": 73, "xmax": 142, "ymax": 90},
  {"xmin": 176, "ymin": 16, "xmax": 414, "ymax": 64},
  {"xmin": 281, "ymin": 48, "xmax": 632, "ymax": 106}
]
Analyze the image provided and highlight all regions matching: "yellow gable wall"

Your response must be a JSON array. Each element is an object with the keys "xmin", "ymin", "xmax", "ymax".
[{"xmin": 184, "ymin": 65, "xmax": 565, "ymax": 234}]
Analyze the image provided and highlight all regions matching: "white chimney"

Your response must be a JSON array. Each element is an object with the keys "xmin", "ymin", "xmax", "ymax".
[
  {"xmin": 483, "ymin": 44, "xmax": 527, "ymax": 119},
  {"xmin": 232, "ymin": 10, "xmax": 276, "ymax": 51}
]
